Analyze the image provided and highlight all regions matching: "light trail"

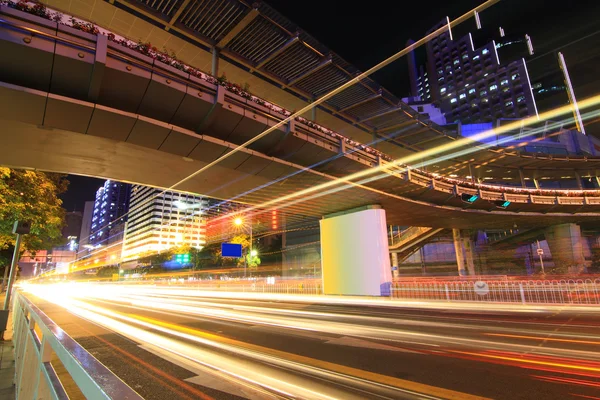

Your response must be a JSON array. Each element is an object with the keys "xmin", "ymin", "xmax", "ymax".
[
  {"xmin": 70, "ymin": 1, "xmax": 502, "ymax": 256},
  {"xmin": 24, "ymin": 283, "xmax": 495, "ymax": 400},
  {"xmin": 21, "ymin": 282, "xmax": 600, "ymax": 399}
]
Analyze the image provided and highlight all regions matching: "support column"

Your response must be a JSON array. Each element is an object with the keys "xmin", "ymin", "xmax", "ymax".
[
  {"xmin": 463, "ymin": 231, "xmax": 476, "ymax": 275},
  {"xmin": 519, "ymin": 169, "xmax": 526, "ymax": 188},
  {"xmin": 544, "ymin": 223, "xmax": 586, "ymax": 274},
  {"xmin": 574, "ymin": 171, "xmax": 583, "ymax": 189},
  {"xmin": 211, "ymin": 47, "xmax": 219, "ymax": 77},
  {"xmin": 453, "ymin": 229, "xmax": 467, "ymax": 276},
  {"xmin": 391, "ymin": 252, "xmax": 399, "ymax": 278},
  {"xmin": 453, "ymin": 229, "xmax": 476, "ymax": 276},
  {"xmin": 320, "ymin": 205, "xmax": 392, "ymax": 296}
]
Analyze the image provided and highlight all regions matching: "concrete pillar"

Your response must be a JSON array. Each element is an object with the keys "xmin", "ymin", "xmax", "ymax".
[
  {"xmin": 391, "ymin": 252, "xmax": 399, "ymax": 278},
  {"xmin": 544, "ymin": 224, "xmax": 586, "ymax": 274},
  {"xmin": 453, "ymin": 229, "xmax": 475, "ymax": 276},
  {"xmin": 463, "ymin": 232, "xmax": 476, "ymax": 275},
  {"xmin": 519, "ymin": 169, "xmax": 526, "ymax": 188},
  {"xmin": 453, "ymin": 229, "xmax": 467, "ymax": 276},
  {"xmin": 311, "ymin": 103, "xmax": 317, "ymax": 122},
  {"xmin": 574, "ymin": 171, "xmax": 583, "ymax": 189},
  {"xmin": 211, "ymin": 47, "xmax": 219, "ymax": 77},
  {"xmin": 320, "ymin": 205, "xmax": 392, "ymax": 296}
]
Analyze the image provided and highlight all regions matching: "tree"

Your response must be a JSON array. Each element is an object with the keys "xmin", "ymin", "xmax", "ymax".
[{"xmin": 0, "ymin": 168, "xmax": 68, "ymax": 253}]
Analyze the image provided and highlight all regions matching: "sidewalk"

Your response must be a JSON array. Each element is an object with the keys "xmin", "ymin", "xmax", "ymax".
[{"xmin": 0, "ymin": 294, "xmax": 15, "ymax": 399}]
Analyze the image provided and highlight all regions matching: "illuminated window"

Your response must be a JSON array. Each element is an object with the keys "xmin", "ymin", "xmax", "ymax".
[
  {"xmin": 473, "ymin": 55, "xmax": 480, "ymax": 60},
  {"xmin": 489, "ymin": 84, "xmax": 498, "ymax": 91},
  {"xmin": 505, "ymin": 101, "xmax": 514, "ymax": 107},
  {"xmin": 480, "ymin": 90, "xmax": 487, "ymax": 96},
  {"xmin": 459, "ymin": 93, "xmax": 466, "ymax": 99},
  {"xmin": 450, "ymin": 98, "xmax": 457, "ymax": 103},
  {"xmin": 440, "ymin": 87, "xmax": 446, "ymax": 94},
  {"xmin": 462, "ymin": 54, "xmax": 469, "ymax": 60},
  {"xmin": 468, "ymin": 88, "xmax": 476, "ymax": 94},
  {"xmin": 511, "ymin": 73, "xmax": 519, "ymax": 80},
  {"xmin": 517, "ymin": 95, "xmax": 526, "ymax": 103},
  {"xmin": 482, "ymin": 49, "xmax": 489, "ymax": 55},
  {"xmin": 453, "ymin": 59, "xmax": 460, "ymax": 65},
  {"xmin": 501, "ymin": 79, "xmax": 509, "ymax": 86}
]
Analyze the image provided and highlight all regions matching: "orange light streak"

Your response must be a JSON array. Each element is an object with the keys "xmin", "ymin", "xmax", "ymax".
[{"xmin": 484, "ymin": 333, "xmax": 600, "ymax": 346}]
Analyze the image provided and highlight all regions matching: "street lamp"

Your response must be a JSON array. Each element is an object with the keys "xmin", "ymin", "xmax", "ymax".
[{"xmin": 233, "ymin": 216, "xmax": 253, "ymax": 278}]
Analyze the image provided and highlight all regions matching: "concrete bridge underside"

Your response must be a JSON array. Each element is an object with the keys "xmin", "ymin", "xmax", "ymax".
[{"xmin": 1, "ymin": 13, "xmax": 600, "ymax": 229}]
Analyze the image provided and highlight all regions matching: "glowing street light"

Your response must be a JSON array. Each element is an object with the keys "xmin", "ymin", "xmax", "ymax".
[
  {"xmin": 250, "ymin": 249, "xmax": 258, "ymax": 257},
  {"xmin": 234, "ymin": 217, "xmax": 243, "ymax": 226}
]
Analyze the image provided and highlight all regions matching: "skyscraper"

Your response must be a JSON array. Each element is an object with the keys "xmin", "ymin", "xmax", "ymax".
[
  {"xmin": 89, "ymin": 180, "xmax": 131, "ymax": 247},
  {"xmin": 409, "ymin": 20, "xmax": 538, "ymax": 124},
  {"xmin": 121, "ymin": 186, "xmax": 207, "ymax": 262},
  {"xmin": 78, "ymin": 200, "xmax": 94, "ymax": 252}
]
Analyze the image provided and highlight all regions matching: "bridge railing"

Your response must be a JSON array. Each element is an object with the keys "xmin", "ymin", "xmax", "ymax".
[
  {"xmin": 390, "ymin": 278, "xmax": 600, "ymax": 304},
  {"xmin": 11, "ymin": 291, "xmax": 143, "ymax": 400}
]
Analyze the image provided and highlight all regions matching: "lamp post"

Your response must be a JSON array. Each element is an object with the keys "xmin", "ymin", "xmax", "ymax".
[{"xmin": 234, "ymin": 217, "xmax": 253, "ymax": 278}]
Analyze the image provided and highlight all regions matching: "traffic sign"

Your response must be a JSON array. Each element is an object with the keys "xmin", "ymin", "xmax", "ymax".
[
  {"xmin": 474, "ymin": 281, "xmax": 490, "ymax": 296},
  {"xmin": 537, "ymin": 248, "xmax": 544, "ymax": 256}
]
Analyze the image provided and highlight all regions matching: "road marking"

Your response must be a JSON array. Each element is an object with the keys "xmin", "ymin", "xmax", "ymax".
[
  {"xmin": 325, "ymin": 336, "xmax": 422, "ymax": 353},
  {"xmin": 139, "ymin": 344, "xmax": 269, "ymax": 400}
]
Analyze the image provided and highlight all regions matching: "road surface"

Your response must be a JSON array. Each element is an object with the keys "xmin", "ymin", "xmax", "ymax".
[{"xmin": 22, "ymin": 284, "xmax": 600, "ymax": 399}]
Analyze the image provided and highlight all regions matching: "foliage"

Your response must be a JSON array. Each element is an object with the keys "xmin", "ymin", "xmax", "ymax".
[
  {"xmin": 588, "ymin": 247, "xmax": 600, "ymax": 274},
  {"xmin": 96, "ymin": 265, "xmax": 118, "ymax": 277},
  {"xmin": 0, "ymin": 168, "xmax": 68, "ymax": 253}
]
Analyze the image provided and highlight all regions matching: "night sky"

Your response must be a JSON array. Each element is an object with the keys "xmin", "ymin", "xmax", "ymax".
[{"xmin": 60, "ymin": 0, "xmax": 600, "ymax": 210}]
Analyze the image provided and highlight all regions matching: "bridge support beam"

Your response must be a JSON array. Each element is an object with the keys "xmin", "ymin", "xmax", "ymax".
[
  {"xmin": 453, "ymin": 229, "xmax": 475, "ymax": 276},
  {"xmin": 544, "ymin": 223, "xmax": 586, "ymax": 274},
  {"xmin": 320, "ymin": 205, "xmax": 392, "ymax": 296}
]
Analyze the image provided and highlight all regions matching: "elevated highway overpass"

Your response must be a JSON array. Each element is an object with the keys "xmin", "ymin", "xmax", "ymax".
[
  {"xmin": 2, "ymin": 4, "xmax": 600, "ymax": 230},
  {"xmin": 2, "ymin": 2, "xmax": 600, "ymax": 294}
]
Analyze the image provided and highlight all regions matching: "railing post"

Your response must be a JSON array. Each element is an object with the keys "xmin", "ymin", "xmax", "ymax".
[{"xmin": 445, "ymin": 284, "xmax": 450, "ymax": 301}]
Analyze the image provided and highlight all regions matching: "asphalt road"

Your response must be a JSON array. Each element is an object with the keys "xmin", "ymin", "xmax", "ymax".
[{"xmin": 23, "ymin": 284, "xmax": 600, "ymax": 400}]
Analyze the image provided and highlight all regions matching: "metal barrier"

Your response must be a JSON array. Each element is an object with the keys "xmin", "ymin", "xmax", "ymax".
[
  {"xmin": 200, "ymin": 281, "xmax": 322, "ymax": 295},
  {"xmin": 11, "ymin": 291, "xmax": 143, "ymax": 399},
  {"xmin": 390, "ymin": 278, "xmax": 600, "ymax": 304}
]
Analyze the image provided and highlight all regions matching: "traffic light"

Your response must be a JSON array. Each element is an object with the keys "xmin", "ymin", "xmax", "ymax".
[
  {"xmin": 174, "ymin": 253, "xmax": 190, "ymax": 263},
  {"xmin": 460, "ymin": 193, "xmax": 478, "ymax": 204},
  {"xmin": 494, "ymin": 200, "xmax": 511, "ymax": 209}
]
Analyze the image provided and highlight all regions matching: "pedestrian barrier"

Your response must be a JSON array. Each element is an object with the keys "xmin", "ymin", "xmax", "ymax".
[
  {"xmin": 11, "ymin": 291, "xmax": 143, "ymax": 399},
  {"xmin": 390, "ymin": 278, "xmax": 600, "ymax": 304}
]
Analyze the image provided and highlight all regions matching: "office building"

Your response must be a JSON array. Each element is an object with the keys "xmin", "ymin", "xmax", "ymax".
[
  {"xmin": 121, "ymin": 186, "xmax": 208, "ymax": 262},
  {"xmin": 409, "ymin": 20, "xmax": 538, "ymax": 124},
  {"xmin": 78, "ymin": 200, "xmax": 94, "ymax": 251},
  {"xmin": 89, "ymin": 180, "xmax": 131, "ymax": 247}
]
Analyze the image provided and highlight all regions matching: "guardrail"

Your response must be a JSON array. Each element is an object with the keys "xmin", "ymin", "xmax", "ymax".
[
  {"xmin": 154, "ymin": 278, "xmax": 324, "ymax": 295},
  {"xmin": 11, "ymin": 291, "xmax": 143, "ymax": 399},
  {"xmin": 390, "ymin": 279, "xmax": 600, "ymax": 304}
]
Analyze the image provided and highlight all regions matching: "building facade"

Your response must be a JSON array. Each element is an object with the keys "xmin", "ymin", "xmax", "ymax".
[
  {"xmin": 78, "ymin": 200, "xmax": 94, "ymax": 252},
  {"xmin": 121, "ymin": 186, "xmax": 208, "ymax": 262},
  {"xmin": 410, "ymin": 20, "xmax": 538, "ymax": 124},
  {"xmin": 89, "ymin": 180, "xmax": 131, "ymax": 247}
]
